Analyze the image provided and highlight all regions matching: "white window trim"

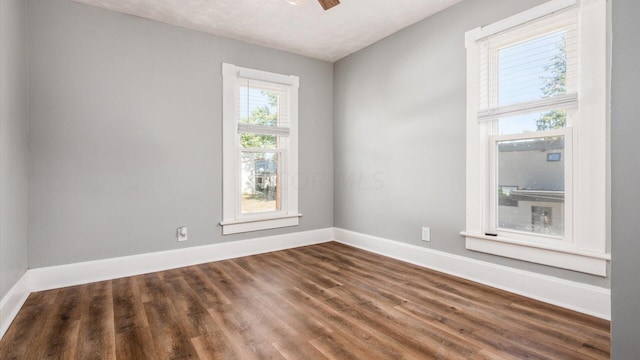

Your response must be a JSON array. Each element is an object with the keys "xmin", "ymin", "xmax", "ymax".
[
  {"xmin": 221, "ymin": 63, "xmax": 301, "ymax": 235},
  {"xmin": 462, "ymin": 0, "xmax": 610, "ymax": 276}
]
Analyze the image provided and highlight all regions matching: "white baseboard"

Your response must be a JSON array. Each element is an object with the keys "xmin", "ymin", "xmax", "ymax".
[
  {"xmin": 1, "ymin": 226, "xmax": 610, "ymax": 342},
  {"xmin": 334, "ymin": 228, "xmax": 611, "ymax": 320},
  {"xmin": 29, "ymin": 228, "xmax": 333, "ymax": 292},
  {"xmin": 0, "ymin": 227, "xmax": 332, "ymax": 340},
  {"xmin": 0, "ymin": 272, "xmax": 31, "ymax": 339}
]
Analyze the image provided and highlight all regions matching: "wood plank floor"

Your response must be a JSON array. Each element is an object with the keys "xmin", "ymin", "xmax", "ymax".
[{"xmin": 0, "ymin": 242, "xmax": 610, "ymax": 359}]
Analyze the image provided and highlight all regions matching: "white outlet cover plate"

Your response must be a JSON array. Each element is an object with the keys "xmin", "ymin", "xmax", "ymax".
[
  {"xmin": 177, "ymin": 226, "xmax": 188, "ymax": 242},
  {"xmin": 422, "ymin": 227, "xmax": 431, "ymax": 242}
]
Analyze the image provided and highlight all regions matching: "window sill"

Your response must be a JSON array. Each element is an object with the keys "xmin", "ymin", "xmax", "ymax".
[
  {"xmin": 221, "ymin": 214, "xmax": 302, "ymax": 235},
  {"xmin": 461, "ymin": 231, "xmax": 610, "ymax": 276}
]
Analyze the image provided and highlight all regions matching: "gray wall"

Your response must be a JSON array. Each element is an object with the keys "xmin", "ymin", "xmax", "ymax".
[
  {"xmin": 333, "ymin": 0, "xmax": 609, "ymax": 288},
  {"xmin": 611, "ymin": 0, "xmax": 640, "ymax": 357},
  {"xmin": 0, "ymin": 0, "xmax": 29, "ymax": 299},
  {"xmin": 27, "ymin": 0, "xmax": 333, "ymax": 267}
]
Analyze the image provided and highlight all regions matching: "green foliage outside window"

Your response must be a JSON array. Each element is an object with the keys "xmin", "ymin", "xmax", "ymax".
[
  {"xmin": 240, "ymin": 92, "xmax": 279, "ymax": 149},
  {"xmin": 536, "ymin": 36, "xmax": 568, "ymax": 131}
]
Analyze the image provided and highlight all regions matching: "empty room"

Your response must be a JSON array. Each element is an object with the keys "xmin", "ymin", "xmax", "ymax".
[{"xmin": 0, "ymin": 0, "xmax": 638, "ymax": 358}]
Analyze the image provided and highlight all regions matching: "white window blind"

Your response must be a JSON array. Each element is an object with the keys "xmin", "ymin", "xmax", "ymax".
[
  {"xmin": 478, "ymin": 8, "xmax": 578, "ymax": 123},
  {"xmin": 237, "ymin": 78, "xmax": 290, "ymax": 137}
]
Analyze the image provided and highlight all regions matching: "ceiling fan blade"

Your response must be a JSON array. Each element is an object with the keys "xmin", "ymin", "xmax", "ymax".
[{"xmin": 317, "ymin": 0, "xmax": 340, "ymax": 10}]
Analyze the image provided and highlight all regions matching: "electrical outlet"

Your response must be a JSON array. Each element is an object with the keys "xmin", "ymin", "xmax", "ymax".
[
  {"xmin": 177, "ymin": 226, "xmax": 188, "ymax": 242},
  {"xmin": 421, "ymin": 227, "xmax": 431, "ymax": 242}
]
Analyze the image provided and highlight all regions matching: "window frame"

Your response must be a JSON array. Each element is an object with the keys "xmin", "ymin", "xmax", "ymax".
[
  {"xmin": 220, "ymin": 63, "xmax": 301, "ymax": 235},
  {"xmin": 462, "ymin": 0, "xmax": 610, "ymax": 276}
]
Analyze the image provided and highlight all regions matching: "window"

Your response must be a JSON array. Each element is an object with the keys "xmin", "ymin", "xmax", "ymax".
[
  {"xmin": 462, "ymin": 0, "xmax": 609, "ymax": 276},
  {"xmin": 220, "ymin": 64, "xmax": 300, "ymax": 235}
]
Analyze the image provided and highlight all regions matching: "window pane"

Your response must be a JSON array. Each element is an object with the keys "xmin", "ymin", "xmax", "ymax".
[
  {"xmin": 496, "ymin": 136, "xmax": 564, "ymax": 236},
  {"xmin": 498, "ymin": 109, "xmax": 567, "ymax": 135},
  {"xmin": 238, "ymin": 80, "xmax": 289, "ymax": 128},
  {"xmin": 241, "ymin": 152, "xmax": 281, "ymax": 213},
  {"xmin": 498, "ymin": 31, "xmax": 568, "ymax": 107},
  {"xmin": 240, "ymin": 134, "xmax": 280, "ymax": 149}
]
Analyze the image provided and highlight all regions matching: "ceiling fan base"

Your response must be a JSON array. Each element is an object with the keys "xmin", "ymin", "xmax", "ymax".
[{"xmin": 318, "ymin": 0, "xmax": 340, "ymax": 10}]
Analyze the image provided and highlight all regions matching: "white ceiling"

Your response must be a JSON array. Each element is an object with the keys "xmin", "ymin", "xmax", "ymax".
[{"xmin": 72, "ymin": 0, "xmax": 462, "ymax": 62}]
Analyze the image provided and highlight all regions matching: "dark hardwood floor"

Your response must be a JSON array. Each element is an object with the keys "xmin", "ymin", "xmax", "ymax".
[{"xmin": 0, "ymin": 242, "xmax": 610, "ymax": 359}]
